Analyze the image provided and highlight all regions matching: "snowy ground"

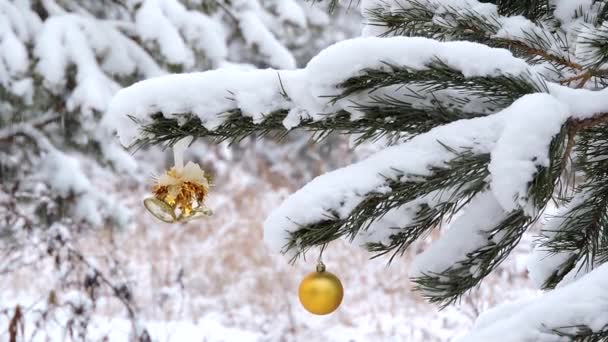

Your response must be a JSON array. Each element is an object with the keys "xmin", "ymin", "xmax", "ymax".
[{"xmin": 0, "ymin": 146, "xmax": 539, "ymax": 341}]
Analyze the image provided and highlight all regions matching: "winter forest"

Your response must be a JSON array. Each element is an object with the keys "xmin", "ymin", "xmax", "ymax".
[{"xmin": 4, "ymin": 0, "xmax": 608, "ymax": 341}]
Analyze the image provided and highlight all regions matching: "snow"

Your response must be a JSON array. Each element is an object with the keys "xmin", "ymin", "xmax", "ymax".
[
  {"xmin": 12, "ymin": 0, "xmax": 608, "ymax": 340},
  {"xmin": 106, "ymin": 36, "xmax": 537, "ymax": 146},
  {"xmin": 555, "ymin": 257, "xmax": 592, "ymax": 288},
  {"xmin": 264, "ymin": 110, "xmax": 504, "ymax": 254},
  {"xmin": 106, "ymin": 29, "xmax": 608, "ymax": 267},
  {"xmin": 548, "ymin": 84, "xmax": 608, "ymax": 119},
  {"xmin": 0, "ymin": 19, "xmax": 28, "ymax": 75},
  {"xmin": 462, "ymin": 262, "xmax": 608, "ymax": 341},
  {"xmin": 353, "ymin": 204, "xmax": 417, "ymax": 247},
  {"xmin": 527, "ymin": 192, "xmax": 591, "ymax": 288},
  {"xmin": 238, "ymin": 10, "xmax": 297, "ymax": 69},
  {"xmin": 41, "ymin": 151, "xmax": 92, "ymax": 198},
  {"xmin": 273, "ymin": 0, "xmax": 307, "ymax": 27},
  {"xmin": 135, "ymin": 0, "xmax": 194, "ymax": 67},
  {"xmin": 305, "ymin": 36, "xmax": 532, "ymax": 92},
  {"xmin": 574, "ymin": 24, "xmax": 605, "ymax": 69},
  {"xmin": 104, "ymin": 69, "xmax": 295, "ymax": 146},
  {"xmin": 472, "ymin": 297, "xmax": 537, "ymax": 331},
  {"xmin": 0, "ymin": 313, "xmax": 263, "ymax": 341},
  {"xmin": 7, "ymin": 2, "xmax": 514, "ymax": 341},
  {"xmin": 360, "ymin": 0, "xmax": 570, "ymax": 64},
  {"xmin": 106, "ymin": 35, "xmax": 593, "ymax": 259},
  {"xmin": 488, "ymin": 94, "xmax": 569, "ymax": 216},
  {"xmin": 1, "ymin": 161, "xmax": 523, "ymax": 342},
  {"xmin": 0, "ymin": 0, "xmax": 37, "ymax": 94},
  {"xmin": 39, "ymin": 150, "xmax": 131, "ymax": 227},
  {"xmin": 264, "ymin": 92, "xmax": 576, "ymax": 255},
  {"xmin": 552, "ymin": 0, "xmax": 593, "ymax": 24},
  {"xmin": 99, "ymin": 138, "xmax": 139, "ymax": 175},
  {"xmin": 303, "ymin": 3, "xmax": 330, "ymax": 26},
  {"xmin": 135, "ymin": 0, "xmax": 228, "ymax": 67},
  {"xmin": 410, "ymin": 192, "xmax": 508, "ymax": 278},
  {"xmin": 350, "ymin": 190, "xmax": 454, "ymax": 248},
  {"xmin": 34, "ymin": 15, "xmax": 164, "ymax": 115}
]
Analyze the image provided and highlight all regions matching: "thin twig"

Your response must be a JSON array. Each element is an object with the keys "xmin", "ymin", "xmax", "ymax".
[
  {"xmin": 215, "ymin": 0, "xmax": 239, "ymax": 24},
  {"xmin": 562, "ymin": 112, "xmax": 608, "ymax": 169}
]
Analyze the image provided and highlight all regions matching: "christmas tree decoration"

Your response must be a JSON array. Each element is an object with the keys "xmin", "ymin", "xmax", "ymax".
[
  {"xmin": 298, "ymin": 261, "xmax": 343, "ymax": 315},
  {"xmin": 144, "ymin": 138, "xmax": 213, "ymax": 223},
  {"xmin": 105, "ymin": 0, "xmax": 608, "ymax": 339}
]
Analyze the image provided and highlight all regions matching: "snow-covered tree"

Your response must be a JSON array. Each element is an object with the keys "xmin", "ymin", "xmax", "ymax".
[
  {"xmin": 107, "ymin": 0, "xmax": 608, "ymax": 340},
  {"xmin": 0, "ymin": 0, "xmax": 358, "ymax": 339}
]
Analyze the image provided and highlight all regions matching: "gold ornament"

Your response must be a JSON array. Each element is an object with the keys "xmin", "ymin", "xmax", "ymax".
[
  {"xmin": 298, "ymin": 262, "xmax": 343, "ymax": 315},
  {"xmin": 144, "ymin": 161, "xmax": 213, "ymax": 223}
]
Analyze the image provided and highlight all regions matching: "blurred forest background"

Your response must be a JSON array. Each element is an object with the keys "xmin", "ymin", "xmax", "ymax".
[{"xmin": 0, "ymin": 0, "xmax": 537, "ymax": 340}]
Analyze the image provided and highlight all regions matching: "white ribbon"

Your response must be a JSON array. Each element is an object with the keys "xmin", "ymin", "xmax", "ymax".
[{"xmin": 173, "ymin": 136, "xmax": 193, "ymax": 173}]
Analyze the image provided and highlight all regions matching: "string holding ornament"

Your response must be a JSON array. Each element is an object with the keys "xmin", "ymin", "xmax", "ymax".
[{"xmin": 144, "ymin": 137, "xmax": 213, "ymax": 223}]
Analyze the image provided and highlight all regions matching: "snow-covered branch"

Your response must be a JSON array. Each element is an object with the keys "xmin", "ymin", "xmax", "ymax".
[
  {"xmin": 106, "ymin": 36, "xmax": 541, "ymax": 147},
  {"xmin": 463, "ymin": 262, "xmax": 608, "ymax": 341},
  {"xmin": 362, "ymin": 0, "xmax": 608, "ymax": 85},
  {"xmin": 107, "ymin": 30, "xmax": 608, "ymax": 306}
]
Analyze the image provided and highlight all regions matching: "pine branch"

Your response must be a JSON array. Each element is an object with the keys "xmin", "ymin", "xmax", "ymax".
[
  {"xmin": 369, "ymin": 0, "xmax": 608, "ymax": 87},
  {"xmin": 411, "ymin": 125, "xmax": 568, "ymax": 305},
  {"xmin": 539, "ymin": 253, "xmax": 579, "ymax": 290},
  {"xmin": 306, "ymin": 0, "xmax": 356, "ymax": 12},
  {"xmin": 132, "ymin": 110, "xmax": 288, "ymax": 148},
  {"xmin": 366, "ymin": 1, "xmax": 581, "ymax": 75},
  {"xmin": 130, "ymin": 60, "xmax": 543, "ymax": 149},
  {"xmin": 532, "ymin": 114, "xmax": 608, "ymax": 289},
  {"xmin": 0, "ymin": 117, "xmax": 60, "ymax": 152},
  {"xmin": 348, "ymin": 93, "xmax": 485, "ymax": 142},
  {"xmin": 494, "ymin": 0, "xmax": 553, "ymax": 21},
  {"xmin": 0, "ymin": 86, "xmax": 28, "ymax": 112},
  {"xmin": 335, "ymin": 60, "xmax": 546, "ymax": 107},
  {"xmin": 538, "ymin": 122, "xmax": 608, "ymax": 288},
  {"xmin": 412, "ymin": 209, "xmax": 529, "ymax": 307},
  {"xmin": 596, "ymin": 1, "xmax": 608, "ymax": 25},
  {"xmin": 529, "ymin": 123, "xmax": 569, "ymax": 209},
  {"xmin": 575, "ymin": 25, "xmax": 608, "ymax": 87},
  {"xmin": 552, "ymin": 325, "xmax": 608, "ymax": 342},
  {"xmin": 285, "ymin": 148, "xmax": 491, "ymax": 262}
]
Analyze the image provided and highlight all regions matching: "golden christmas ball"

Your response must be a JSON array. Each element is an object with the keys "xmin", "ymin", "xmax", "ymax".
[{"xmin": 298, "ymin": 262, "xmax": 343, "ymax": 315}]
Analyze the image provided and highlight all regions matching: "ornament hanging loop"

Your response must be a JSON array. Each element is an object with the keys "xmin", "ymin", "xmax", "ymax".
[
  {"xmin": 316, "ymin": 244, "xmax": 327, "ymax": 272},
  {"xmin": 172, "ymin": 136, "xmax": 193, "ymax": 172},
  {"xmin": 316, "ymin": 261, "xmax": 326, "ymax": 273}
]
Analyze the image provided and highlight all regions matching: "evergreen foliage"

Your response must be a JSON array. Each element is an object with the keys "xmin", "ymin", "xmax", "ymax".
[
  {"xmin": 119, "ymin": 1, "xmax": 608, "ymax": 339},
  {"xmin": 0, "ymin": 0, "xmax": 356, "ymax": 339}
]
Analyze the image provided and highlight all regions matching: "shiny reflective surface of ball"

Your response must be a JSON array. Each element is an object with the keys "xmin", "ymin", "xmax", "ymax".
[{"xmin": 298, "ymin": 270, "xmax": 343, "ymax": 315}]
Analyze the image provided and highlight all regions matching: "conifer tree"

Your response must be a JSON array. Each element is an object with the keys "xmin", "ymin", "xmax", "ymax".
[
  {"xmin": 108, "ymin": 0, "xmax": 608, "ymax": 339},
  {"xmin": 0, "ymin": 0, "xmax": 354, "ymax": 339}
]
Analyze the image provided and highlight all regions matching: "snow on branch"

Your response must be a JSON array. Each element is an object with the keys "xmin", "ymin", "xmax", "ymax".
[
  {"xmin": 106, "ymin": 36, "xmax": 540, "ymax": 147},
  {"xmin": 269, "ymin": 93, "xmax": 568, "ymax": 303},
  {"xmin": 35, "ymin": 14, "xmax": 162, "ymax": 115},
  {"xmin": 0, "ymin": 0, "xmax": 38, "ymax": 99},
  {"xmin": 0, "ymin": 120, "xmax": 131, "ymax": 228},
  {"xmin": 361, "ymin": 0, "xmax": 608, "ymax": 84},
  {"xmin": 462, "ymin": 262, "xmax": 608, "ymax": 341},
  {"xmin": 135, "ymin": 0, "xmax": 227, "ymax": 67},
  {"xmin": 38, "ymin": 149, "xmax": 132, "ymax": 227},
  {"xmin": 528, "ymin": 116, "xmax": 608, "ymax": 290},
  {"xmin": 264, "ymin": 110, "xmax": 502, "ymax": 255},
  {"xmin": 237, "ymin": 9, "xmax": 296, "ymax": 69},
  {"xmin": 527, "ymin": 194, "xmax": 587, "ymax": 290},
  {"xmin": 107, "ymin": 31, "xmax": 608, "ymax": 304}
]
